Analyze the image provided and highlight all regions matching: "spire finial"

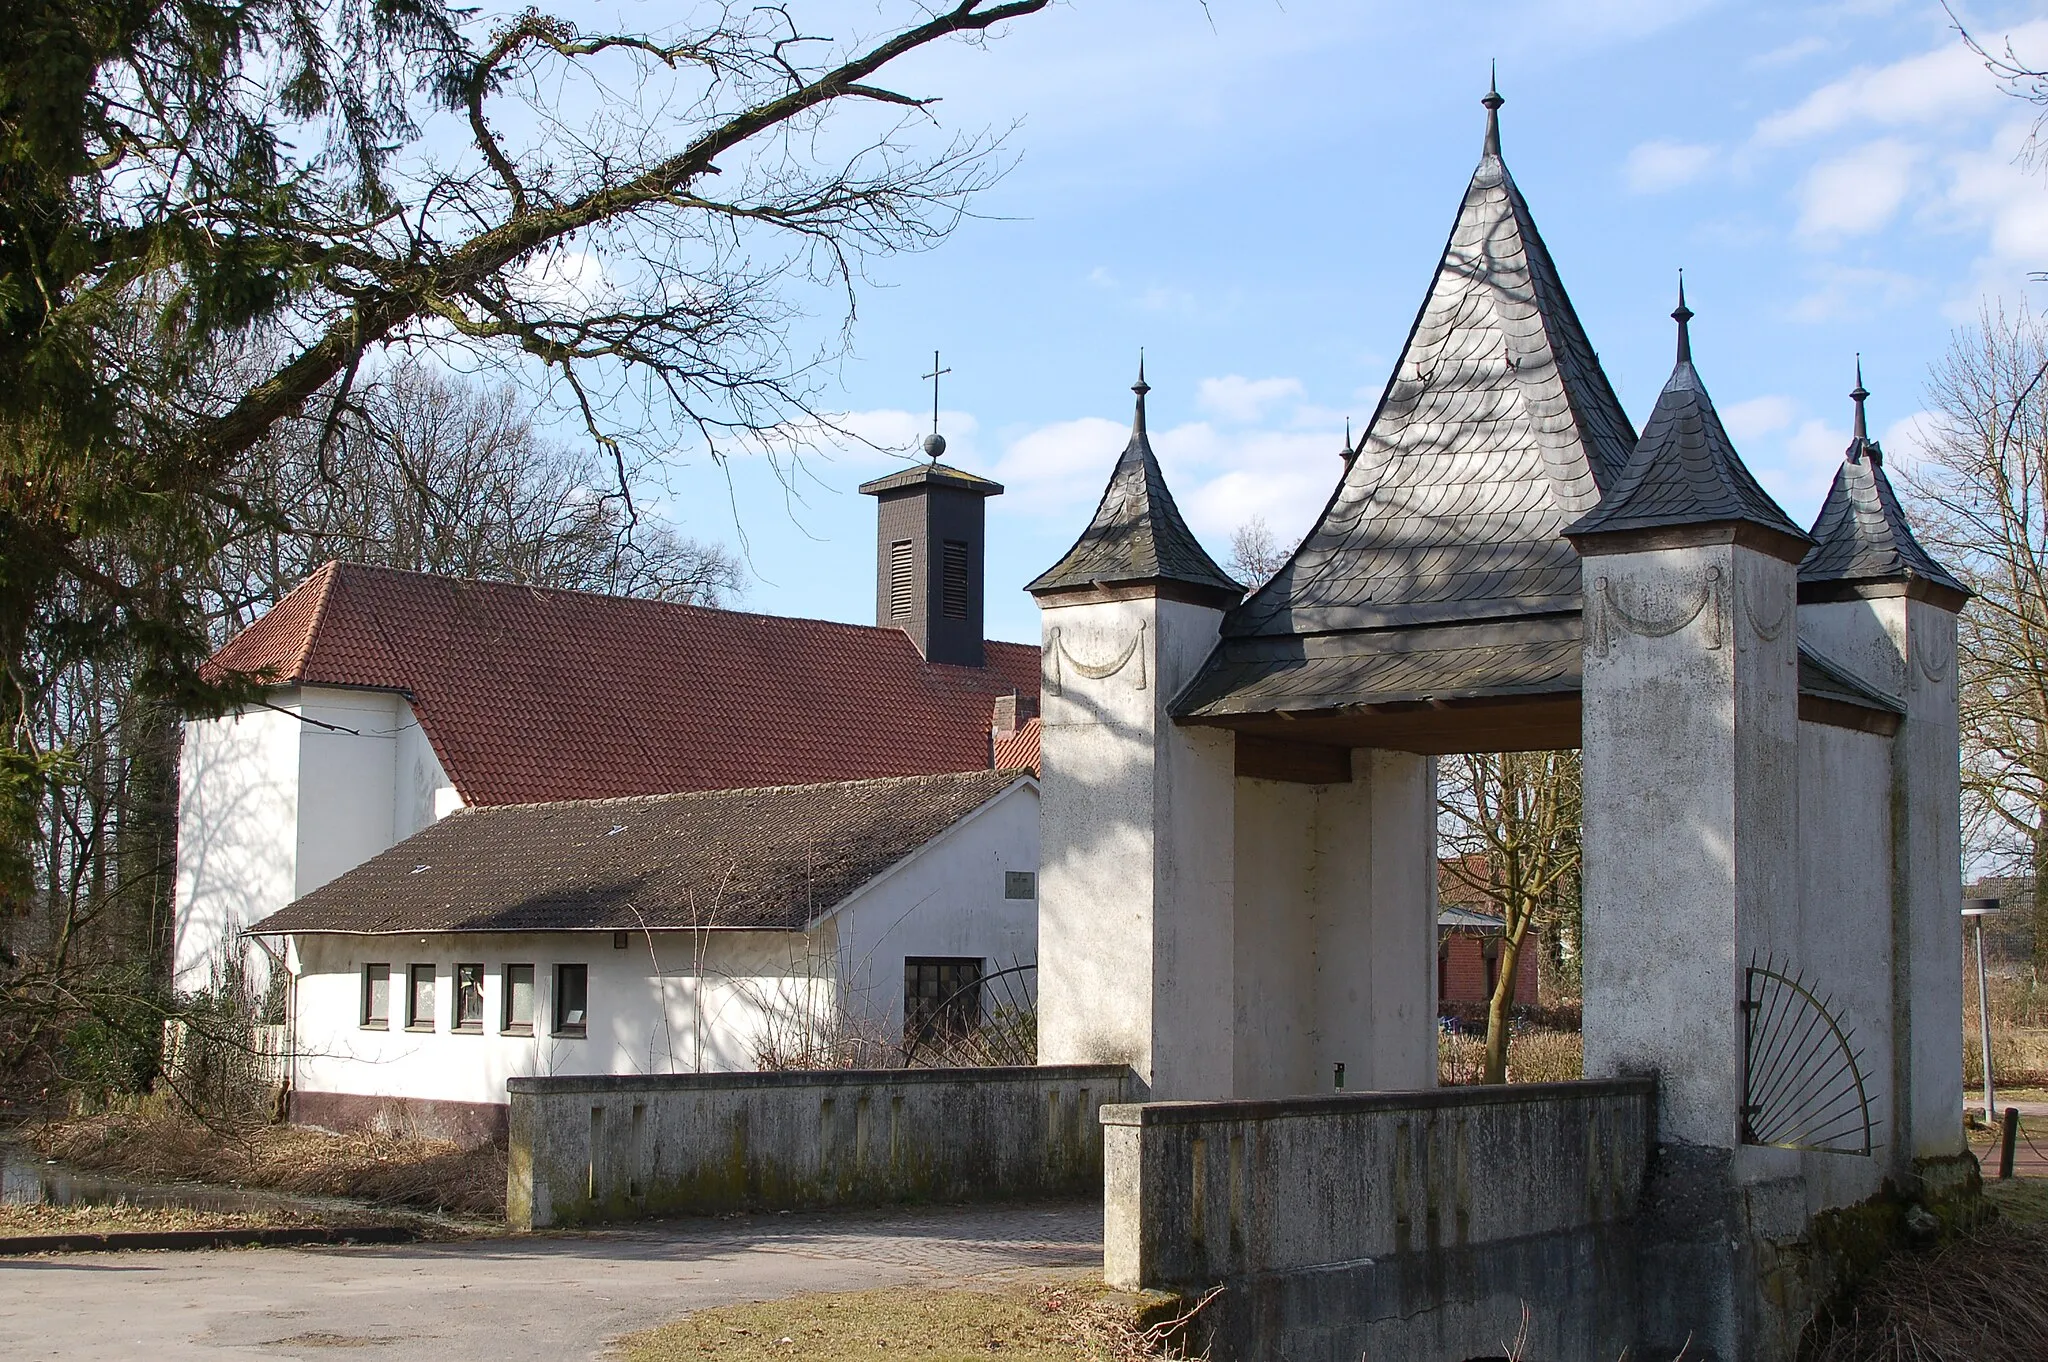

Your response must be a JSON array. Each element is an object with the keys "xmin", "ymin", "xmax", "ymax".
[
  {"xmin": 1850, "ymin": 355, "xmax": 1869, "ymax": 445},
  {"xmin": 1132, "ymin": 349, "xmax": 1150, "ymax": 436},
  {"xmin": 1672, "ymin": 271, "xmax": 1694, "ymax": 365},
  {"xmin": 1340, "ymin": 416, "xmax": 1355, "ymax": 464},
  {"xmin": 1482, "ymin": 64, "xmax": 1503, "ymax": 157}
]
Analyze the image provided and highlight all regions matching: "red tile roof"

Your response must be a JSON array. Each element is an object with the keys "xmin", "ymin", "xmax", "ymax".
[
  {"xmin": 992, "ymin": 716, "xmax": 1040, "ymax": 776},
  {"xmin": 206, "ymin": 562, "xmax": 1041, "ymax": 806}
]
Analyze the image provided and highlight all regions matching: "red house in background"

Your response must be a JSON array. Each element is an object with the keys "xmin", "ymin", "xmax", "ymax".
[{"xmin": 1437, "ymin": 857, "xmax": 1543, "ymax": 1006}]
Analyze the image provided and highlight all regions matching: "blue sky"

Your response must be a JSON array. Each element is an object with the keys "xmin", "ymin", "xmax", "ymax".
[{"xmin": 598, "ymin": 1, "xmax": 2048, "ymax": 643}]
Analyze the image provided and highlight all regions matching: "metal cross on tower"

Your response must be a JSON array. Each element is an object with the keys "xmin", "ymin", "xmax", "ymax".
[{"xmin": 921, "ymin": 350, "xmax": 952, "ymax": 460}]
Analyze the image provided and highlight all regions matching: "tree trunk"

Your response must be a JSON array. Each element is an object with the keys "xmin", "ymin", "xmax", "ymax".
[
  {"xmin": 2034, "ymin": 823, "xmax": 2048, "ymax": 978},
  {"xmin": 1482, "ymin": 917, "xmax": 1529, "ymax": 1084}
]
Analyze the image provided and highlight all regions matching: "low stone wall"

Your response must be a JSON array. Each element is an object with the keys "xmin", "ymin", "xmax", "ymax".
[
  {"xmin": 1102, "ymin": 1078, "xmax": 1656, "ymax": 1361},
  {"xmin": 507, "ymin": 1064, "xmax": 1132, "ymax": 1229}
]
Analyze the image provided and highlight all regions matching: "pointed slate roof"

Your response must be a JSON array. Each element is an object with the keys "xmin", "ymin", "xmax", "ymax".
[
  {"xmin": 1026, "ymin": 363, "xmax": 1243, "ymax": 602},
  {"xmin": 1564, "ymin": 286, "xmax": 1809, "ymax": 551},
  {"xmin": 1799, "ymin": 366, "xmax": 1968, "ymax": 604},
  {"xmin": 1217, "ymin": 86, "xmax": 1637, "ymax": 645}
]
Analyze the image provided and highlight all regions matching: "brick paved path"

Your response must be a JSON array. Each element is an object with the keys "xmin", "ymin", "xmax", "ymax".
[{"xmin": 0, "ymin": 1201, "xmax": 1103, "ymax": 1362}]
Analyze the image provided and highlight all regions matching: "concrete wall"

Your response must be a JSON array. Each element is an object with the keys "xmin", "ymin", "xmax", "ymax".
[
  {"xmin": 175, "ymin": 686, "xmax": 459, "ymax": 996},
  {"xmin": 506, "ymin": 1064, "xmax": 1133, "ymax": 1228},
  {"xmin": 1231, "ymin": 757, "xmax": 1436, "ymax": 1099},
  {"xmin": 1794, "ymin": 716, "xmax": 1894, "ymax": 1212},
  {"xmin": 1102, "ymin": 1078, "xmax": 1654, "ymax": 1361}
]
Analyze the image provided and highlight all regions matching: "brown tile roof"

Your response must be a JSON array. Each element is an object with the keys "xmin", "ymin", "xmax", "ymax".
[
  {"xmin": 205, "ymin": 562, "xmax": 1041, "ymax": 805},
  {"xmin": 992, "ymin": 716, "xmax": 1040, "ymax": 776},
  {"xmin": 247, "ymin": 769, "xmax": 1033, "ymax": 935}
]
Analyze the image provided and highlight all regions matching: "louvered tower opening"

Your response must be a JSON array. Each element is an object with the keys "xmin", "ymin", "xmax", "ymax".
[
  {"xmin": 941, "ymin": 540, "xmax": 970, "ymax": 620},
  {"xmin": 889, "ymin": 540, "xmax": 914, "ymax": 619}
]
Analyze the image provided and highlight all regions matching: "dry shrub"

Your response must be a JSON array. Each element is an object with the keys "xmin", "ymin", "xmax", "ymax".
[
  {"xmin": 27, "ymin": 1094, "xmax": 505, "ymax": 1218},
  {"xmin": 1963, "ymin": 966, "xmax": 2048, "ymax": 1087},
  {"xmin": 1804, "ymin": 1216, "xmax": 2048, "ymax": 1362},
  {"xmin": 1438, "ymin": 1027, "xmax": 1583, "ymax": 1087}
]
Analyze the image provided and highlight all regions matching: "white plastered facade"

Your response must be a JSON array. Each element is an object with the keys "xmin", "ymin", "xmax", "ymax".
[
  {"xmin": 1035, "ymin": 589, "xmax": 1437, "ymax": 1101},
  {"xmin": 174, "ymin": 686, "xmax": 461, "ymax": 997},
  {"xmin": 276, "ymin": 781, "xmax": 1039, "ymax": 1123}
]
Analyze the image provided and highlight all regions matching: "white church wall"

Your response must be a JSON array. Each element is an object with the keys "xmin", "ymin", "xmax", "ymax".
[
  {"xmin": 287, "ymin": 928, "xmax": 841, "ymax": 1122},
  {"xmin": 1232, "ymin": 777, "xmax": 1320, "ymax": 1096},
  {"xmin": 1356, "ymin": 749, "xmax": 1439, "ymax": 1090},
  {"xmin": 174, "ymin": 685, "xmax": 459, "ymax": 1000},
  {"xmin": 830, "ymin": 780, "xmax": 1039, "ymax": 1046},
  {"xmin": 1794, "ymin": 717, "xmax": 1894, "ymax": 1212},
  {"xmin": 174, "ymin": 697, "xmax": 302, "ymax": 994}
]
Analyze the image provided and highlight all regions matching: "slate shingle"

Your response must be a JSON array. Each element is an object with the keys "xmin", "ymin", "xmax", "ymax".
[
  {"xmin": 1800, "ymin": 384, "xmax": 1966, "ymax": 599},
  {"xmin": 1026, "ymin": 372, "xmax": 1243, "ymax": 601}
]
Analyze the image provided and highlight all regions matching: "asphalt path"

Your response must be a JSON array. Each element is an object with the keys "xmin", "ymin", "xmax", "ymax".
[{"xmin": 1, "ymin": 1201, "xmax": 1103, "ymax": 1362}]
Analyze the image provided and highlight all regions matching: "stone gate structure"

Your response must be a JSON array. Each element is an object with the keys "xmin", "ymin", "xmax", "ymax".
[{"xmin": 1032, "ymin": 86, "xmax": 1971, "ymax": 1361}]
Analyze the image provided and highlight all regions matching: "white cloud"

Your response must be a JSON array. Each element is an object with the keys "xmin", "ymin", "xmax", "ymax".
[
  {"xmin": 1722, "ymin": 395, "xmax": 1799, "ymax": 443},
  {"xmin": 1154, "ymin": 423, "xmax": 1343, "ymax": 544},
  {"xmin": 1196, "ymin": 375, "xmax": 1306, "ymax": 423},
  {"xmin": 1625, "ymin": 140, "xmax": 1717, "ymax": 193},
  {"xmin": 985, "ymin": 416, "xmax": 1132, "ymax": 516},
  {"xmin": 517, "ymin": 249, "xmax": 609, "ymax": 310},
  {"xmin": 1793, "ymin": 139, "xmax": 1920, "ymax": 240},
  {"xmin": 1787, "ymin": 264, "xmax": 1924, "ymax": 322},
  {"xmin": 1753, "ymin": 416, "xmax": 1852, "ymax": 523},
  {"xmin": 1749, "ymin": 35, "xmax": 1829, "ymax": 70},
  {"xmin": 1755, "ymin": 26, "xmax": 2028, "ymax": 145}
]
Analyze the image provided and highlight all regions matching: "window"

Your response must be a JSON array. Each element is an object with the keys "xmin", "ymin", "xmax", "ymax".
[
  {"xmin": 888, "ymin": 539, "xmax": 914, "ymax": 619},
  {"xmin": 1004, "ymin": 871, "xmax": 1037, "ymax": 900},
  {"xmin": 904, "ymin": 957, "xmax": 982, "ymax": 1042},
  {"xmin": 502, "ymin": 964, "xmax": 535, "ymax": 1034},
  {"xmin": 406, "ymin": 964, "xmax": 436, "ymax": 1031},
  {"xmin": 554, "ymin": 963, "xmax": 589, "ymax": 1036},
  {"xmin": 940, "ymin": 540, "xmax": 970, "ymax": 620},
  {"xmin": 362, "ymin": 964, "xmax": 390, "ymax": 1029},
  {"xmin": 454, "ymin": 964, "xmax": 485, "ymax": 1032}
]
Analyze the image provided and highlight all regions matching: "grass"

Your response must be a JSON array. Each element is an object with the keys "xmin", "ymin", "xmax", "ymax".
[
  {"xmin": 0, "ymin": 1198, "xmax": 351, "ymax": 1237},
  {"xmin": 617, "ymin": 1279, "xmax": 1190, "ymax": 1362},
  {"xmin": 1963, "ymin": 965, "xmax": 2048, "ymax": 1088},
  {"xmin": 24, "ymin": 1094, "xmax": 506, "ymax": 1219},
  {"xmin": 1804, "ymin": 1185, "xmax": 2048, "ymax": 1362}
]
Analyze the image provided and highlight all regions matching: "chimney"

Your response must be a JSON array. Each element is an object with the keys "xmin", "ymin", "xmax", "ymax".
[{"xmin": 858, "ymin": 462, "xmax": 1004, "ymax": 667}]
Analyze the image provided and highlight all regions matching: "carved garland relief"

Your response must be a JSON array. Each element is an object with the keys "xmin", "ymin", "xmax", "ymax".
[
  {"xmin": 1587, "ymin": 567, "xmax": 1725, "ymax": 658},
  {"xmin": 1045, "ymin": 623, "xmax": 1148, "ymax": 696}
]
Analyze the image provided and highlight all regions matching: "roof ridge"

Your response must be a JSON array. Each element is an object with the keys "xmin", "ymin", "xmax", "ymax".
[
  {"xmin": 283, "ymin": 560, "xmax": 1038, "ymax": 650},
  {"xmin": 281, "ymin": 561, "xmax": 342, "ymax": 683},
  {"xmin": 455, "ymin": 765, "xmax": 1032, "ymax": 814}
]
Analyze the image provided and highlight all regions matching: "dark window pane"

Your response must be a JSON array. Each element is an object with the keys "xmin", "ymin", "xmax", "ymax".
[
  {"xmin": 407, "ymin": 964, "xmax": 435, "ymax": 1029},
  {"xmin": 903, "ymin": 957, "xmax": 982, "ymax": 1042},
  {"xmin": 555, "ymin": 963, "xmax": 588, "ymax": 1034},
  {"xmin": 1004, "ymin": 871, "xmax": 1036, "ymax": 900},
  {"xmin": 455, "ymin": 964, "xmax": 484, "ymax": 1028},
  {"xmin": 503, "ymin": 964, "xmax": 535, "ymax": 1031},
  {"xmin": 363, "ymin": 965, "xmax": 390, "ymax": 1027}
]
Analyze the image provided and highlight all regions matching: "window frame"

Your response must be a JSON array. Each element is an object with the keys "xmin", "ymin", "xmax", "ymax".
[
  {"xmin": 903, "ymin": 956, "xmax": 984, "ymax": 1043},
  {"xmin": 361, "ymin": 963, "xmax": 391, "ymax": 1030},
  {"xmin": 453, "ymin": 963, "xmax": 485, "ymax": 1033},
  {"xmin": 939, "ymin": 539, "xmax": 970, "ymax": 620},
  {"xmin": 502, "ymin": 963, "xmax": 536, "ymax": 1035},
  {"xmin": 1003, "ymin": 870, "xmax": 1037, "ymax": 900},
  {"xmin": 405, "ymin": 963, "xmax": 437, "ymax": 1032},
  {"xmin": 553, "ymin": 962, "xmax": 589, "ymax": 1037}
]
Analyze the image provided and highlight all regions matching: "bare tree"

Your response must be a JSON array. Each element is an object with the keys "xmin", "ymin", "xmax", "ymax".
[
  {"xmin": 1437, "ymin": 749, "xmax": 1582, "ymax": 1084},
  {"xmin": 1228, "ymin": 516, "xmax": 1289, "ymax": 587},
  {"xmin": 1898, "ymin": 307, "xmax": 2048, "ymax": 968}
]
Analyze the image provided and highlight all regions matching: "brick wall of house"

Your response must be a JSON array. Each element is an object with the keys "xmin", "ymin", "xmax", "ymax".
[{"xmin": 1437, "ymin": 932, "xmax": 1541, "ymax": 1005}]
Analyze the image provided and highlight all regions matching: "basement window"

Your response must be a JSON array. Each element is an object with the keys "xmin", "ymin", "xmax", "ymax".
[
  {"xmin": 406, "ymin": 964, "xmax": 436, "ymax": 1031},
  {"xmin": 940, "ymin": 540, "xmax": 970, "ymax": 620},
  {"xmin": 554, "ymin": 963, "xmax": 589, "ymax": 1037},
  {"xmin": 904, "ymin": 957, "xmax": 982, "ymax": 1043},
  {"xmin": 888, "ymin": 539, "xmax": 914, "ymax": 619},
  {"xmin": 361, "ymin": 964, "xmax": 390, "ymax": 1030},
  {"xmin": 454, "ymin": 964, "xmax": 485, "ymax": 1032},
  {"xmin": 502, "ymin": 964, "xmax": 535, "ymax": 1035}
]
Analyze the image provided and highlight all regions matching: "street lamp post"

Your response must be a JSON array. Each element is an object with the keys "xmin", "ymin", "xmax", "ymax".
[{"xmin": 1963, "ymin": 897, "xmax": 2003, "ymax": 1127}]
